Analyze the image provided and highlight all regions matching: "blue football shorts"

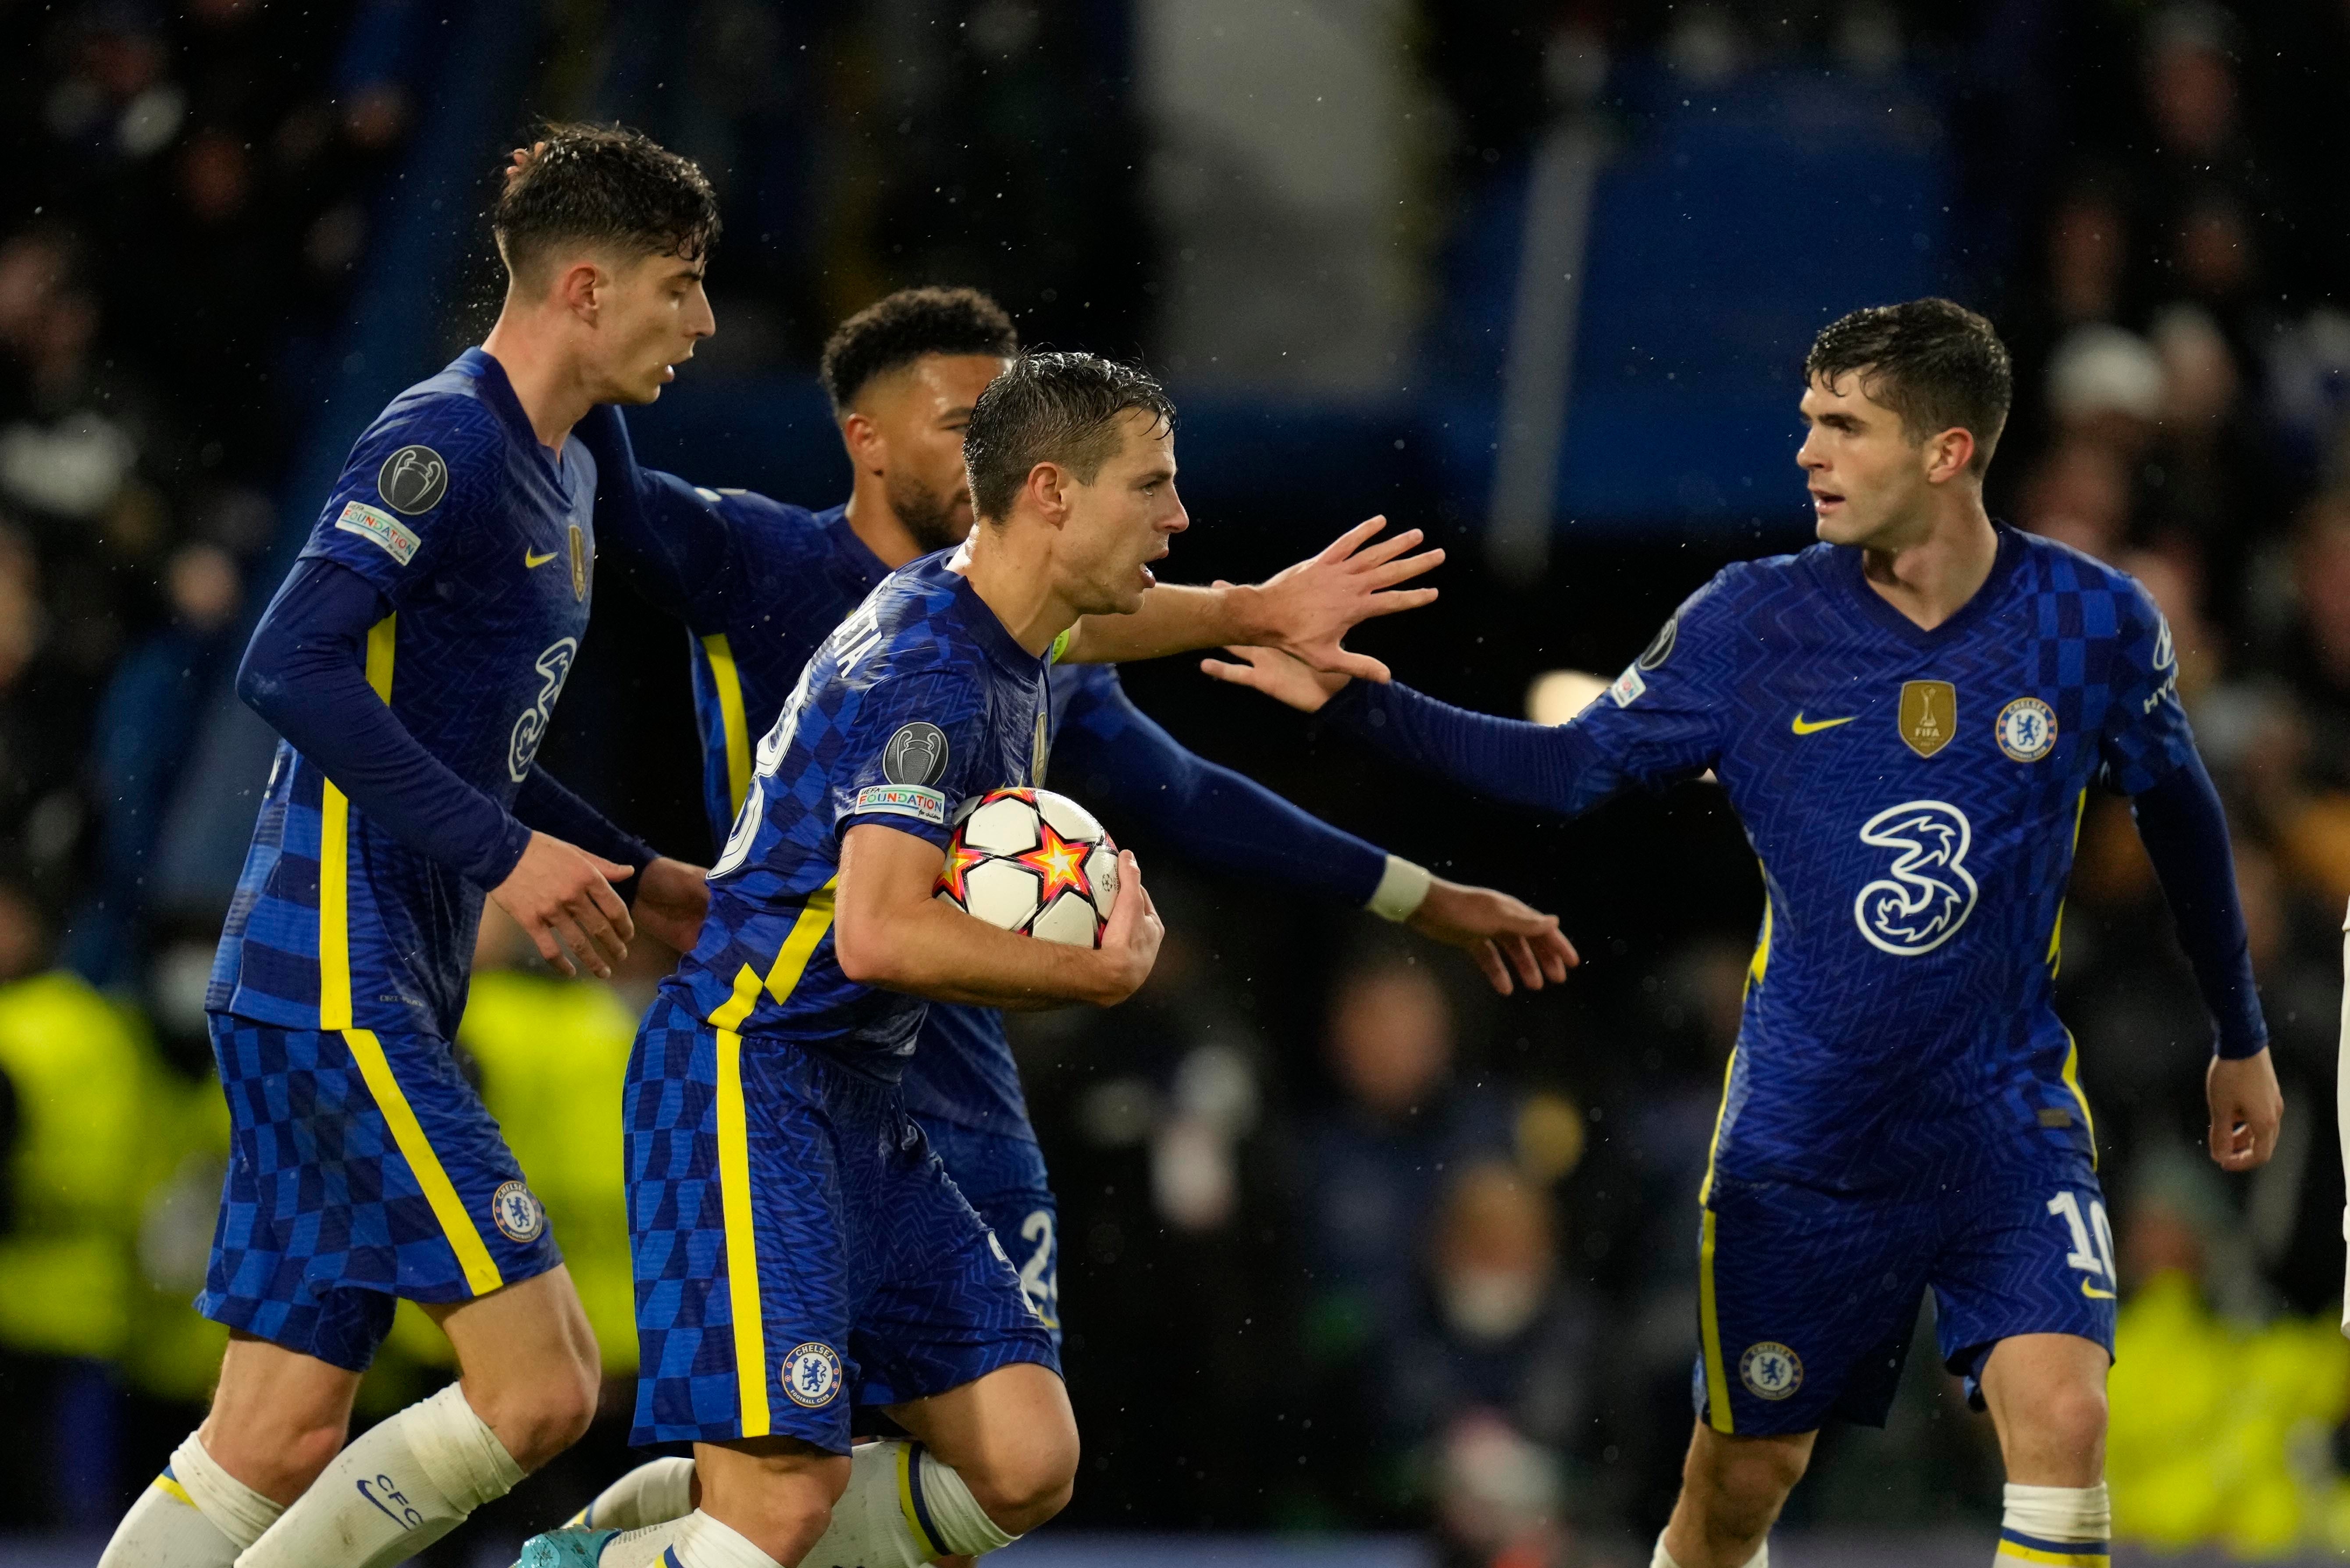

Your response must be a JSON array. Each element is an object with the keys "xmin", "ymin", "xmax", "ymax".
[
  {"xmin": 198, "ymin": 1015, "xmax": 563, "ymax": 1372},
  {"xmin": 1692, "ymin": 1148, "xmax": 2118, "ymax": 1436},
  {"xmin": 626, "ymin": 997, "xmax": 1059, "ymax": 1452},
  {"xmin": 905, "ymin": 1116, "xmax": 1059, "ymax": 1355}
]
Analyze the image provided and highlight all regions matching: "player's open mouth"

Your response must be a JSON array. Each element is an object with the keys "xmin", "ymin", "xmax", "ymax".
[{"xmin": 1811, "ymin": 488, "xmax": 1844, "ymax": 510}]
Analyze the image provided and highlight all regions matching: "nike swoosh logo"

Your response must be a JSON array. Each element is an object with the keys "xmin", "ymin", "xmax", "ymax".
[
  {"xmin": 524, "ymin": 549, "xmax": 559, "ymax": 568},
  {"xmin": 2080, "ymin": 1280, "xmax": 2116, "ymax": 1300},
  {"xmin": 1791, "ymin": 713, "xmax": 1855, "ymax": 735}
]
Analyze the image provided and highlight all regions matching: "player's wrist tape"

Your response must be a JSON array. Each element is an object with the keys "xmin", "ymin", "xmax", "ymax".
[{"xmin": 1367, "ymin": 855, "xmax": 1433, "ymax": 922}]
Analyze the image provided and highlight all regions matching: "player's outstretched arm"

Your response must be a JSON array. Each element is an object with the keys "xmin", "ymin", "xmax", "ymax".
[
  {"xmin": 1203, "ymin": 644, "xmax": 1628, "ymax": 820},
  {"xmin": 2131, "ymin": 752, "xmax": 2281, "ymax": 1170},
  {"xmin": 833, "ymin": 822, "xmax": 1163, "ymax": 1009},
  {"xmin": 1055, "ymin": 668, "xmax": 1574, "ymax": 993},
  {"xmin": 1057, "ymin": 517, "xmax": 1439, "ymax": 678}
]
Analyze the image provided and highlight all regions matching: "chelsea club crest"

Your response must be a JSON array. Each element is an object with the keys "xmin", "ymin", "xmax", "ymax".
[
  {"xmin": 1739, "ymin": 1341, "xmax": 1803, "ymax": 1401},
  {"xmin": 782, "ymin": 1342, "xmax": 844, "ymax": 1408},
  {"xmin": 489, "ymin": 1180, "xmax": 545, "ymax": 1244},
  {"xmin": 1995, "ymin": 697, "xmax": 2057, "ymax": 763}
]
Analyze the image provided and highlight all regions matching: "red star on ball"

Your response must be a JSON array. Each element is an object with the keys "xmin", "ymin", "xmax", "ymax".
[
  {"xmin": 1018, "ymin": 816, "xmax": 1094, "ymax": 905},
  {"xmin": 936, "ymin": 836, "xmax": 990, "ymax": 904}
]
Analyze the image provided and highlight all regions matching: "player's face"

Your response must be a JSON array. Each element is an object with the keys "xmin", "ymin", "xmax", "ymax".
[
  {"xmin": 592, "ymin": 250, "xmax": 716, "ymax": 404},
  {"xmin": 862, "ymin": 354, "xmax": 1009, "ymax": 553},
  {"xmin": 1060, "ymin": 410, "xmax": 1187, "ymax": 615},
  {"xmin": 1797, "ymin": 370, "xmax": 1931, "ymax": 549}
]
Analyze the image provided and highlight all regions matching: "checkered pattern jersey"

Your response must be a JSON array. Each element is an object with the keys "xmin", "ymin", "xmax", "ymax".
[
  {"xmin": 1557, "ymin": 525, "xmax": 2196, "ymax": 1194},
  {"xmin": 659, "ymin": 549, "xmax": 1046, "ymax": 1074},
  {"xmin": 208, "ymin": 348, "xmax": 598, "ymax": 1041}
]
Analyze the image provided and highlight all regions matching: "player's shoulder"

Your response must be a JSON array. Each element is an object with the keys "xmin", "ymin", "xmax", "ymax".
[
  {"xmin": 350, "ymin": 353, "xmax": 514, "ymax": 502},
  {"xmin": 691, "ymin": 484, "xmax": 833, "ymax": 552},
  {"xmin": 1663, "ymin": 545, "xmax": 1821, "ymax": 630},
  {"xmin": 2003, "ymin": 526, "xmax": 2165, "ymax": 631}
]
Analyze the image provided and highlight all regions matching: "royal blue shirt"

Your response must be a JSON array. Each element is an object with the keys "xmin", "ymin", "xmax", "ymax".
[
  {"xmin": 210, "ymin": 349, "xmax": 600, "ymax": 1039},
  {"xmin": 1332, "ymin": 527, "xmax": 2261, "ymax": 1192},
  {"xmin": 582, "ymin": 405, "xmax": 1390, "ymax": 1137},
  {"xmin": 665, "ymin": 551, "xmax": 1047, "ymax": 1073}
]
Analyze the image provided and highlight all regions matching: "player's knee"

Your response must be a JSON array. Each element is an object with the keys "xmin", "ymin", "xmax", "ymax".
[
  {"xmin": 969, "ymin": 1415, "xmax": 1079, "ymax": 1535},
  {"xmin": 1692, "ymin": 1428, "xmax": 1810, "ymax": 1515},
  {"xmin": 203, "ymin": 1408, "xmax": 348, "ymax": 1501},
  {"xmin": 2025, "ymin": 1382, "xmax": 2108, "ymax": 1460},
  {"xmin": 466, "ymin": 1354, "xmax": 600, "ymax": 1471}
]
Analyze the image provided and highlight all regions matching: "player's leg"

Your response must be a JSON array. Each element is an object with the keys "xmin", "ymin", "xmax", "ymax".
[
  {"xmin": 96, "ymin": 1332, "xmax": 352, "ymax": 1566},
  {"xmin": 1931, "ymin": 1159, "xmax": 2118, "ymax": 1568},
  {"xmin": 1656, "ymin": 1422, "xmax": 1813, "ymax": 1568},
  {"xmin": 225, "ymin": 1024, "xmax": 588, "ymax": 1568},
  {"xmin": 1657, "ymin": 1173, "xmax": 1940, "ymax": 1568}
]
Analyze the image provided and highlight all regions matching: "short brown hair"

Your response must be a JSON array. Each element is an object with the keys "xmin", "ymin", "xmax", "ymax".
[
  {"xmin": 962, "ymin": 352, "xmax": 1176, "ymax": 523},
  {"xmin": 493, "ymin": 123, "xmax": 719, "ymax": 284},
  {"xmin": 1805, "ymin": 298, "xmax": 2013, "ymax": 474}
]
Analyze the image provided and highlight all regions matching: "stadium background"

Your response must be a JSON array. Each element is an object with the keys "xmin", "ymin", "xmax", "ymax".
[{"xmin": 3, "ymin": 0, "xmax": 2350, "ymax": 1563}]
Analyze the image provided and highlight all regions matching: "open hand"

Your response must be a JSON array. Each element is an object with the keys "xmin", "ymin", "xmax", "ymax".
[
  {"xmin": 1245, "ymin": 517, "xmax": 1441, "ymax": 680},
  {"xmin": 631, "ymin": 856, "xmax": 711, "ymax": 955},
  {"xmin": 1200, "ymin": 644, "xmax": 1350, "ymax": 712},
  {"xmin": 490, "ymin": 832, "xmax": 635, "ymax": 979},
  {"xmin": 1409, "ymin": 878, "xmax": 1580, "ymax": 995},
  {"xmin": 2206, "ymin": 1048, "xmax": 2282, "ymax": 1171}
]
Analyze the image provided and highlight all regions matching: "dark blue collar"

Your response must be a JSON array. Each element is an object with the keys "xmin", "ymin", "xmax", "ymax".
[
  {"xmin": 458, "ymin": 347, "xmax": 573, "ymax": 484},
  {"xmin": 1832, "ymin": 520, "xmax": 2020, "ymax": 648},
  {"xmin": 820, "ymin": 503, "xmax": 890, "ymax": 592},
  {"xmin": 933, "ymin": 553, "xmax": 1045, "ymax": 675}
]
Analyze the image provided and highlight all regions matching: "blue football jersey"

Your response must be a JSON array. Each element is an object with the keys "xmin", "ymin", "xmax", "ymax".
[
  {"xmin": 660, "ymin": 551, "xmax": 1048, "ymax": 1074},
  {"xmin": 209, "ymin": 349, "xmax": 597, "ymax": 1038},
  {"xmin": 1558, "ymin": 527, "xmax": 2193, "ymax": 1190}
]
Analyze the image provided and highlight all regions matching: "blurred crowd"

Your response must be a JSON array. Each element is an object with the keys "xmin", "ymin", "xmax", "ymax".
[{"xmin": 2, "ymin": 2, "xmax": 2350, "ymax": 1565}]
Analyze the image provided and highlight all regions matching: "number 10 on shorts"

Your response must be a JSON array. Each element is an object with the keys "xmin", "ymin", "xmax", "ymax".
[{"xmin": 2048, "ymin": 1190, "xmax": 2118, "ymax": 1299}]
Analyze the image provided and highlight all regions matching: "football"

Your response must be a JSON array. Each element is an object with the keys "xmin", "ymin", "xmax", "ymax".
[{"xmin": 935, "ymin": 787, "xmax": 1122, "ymax": 947}]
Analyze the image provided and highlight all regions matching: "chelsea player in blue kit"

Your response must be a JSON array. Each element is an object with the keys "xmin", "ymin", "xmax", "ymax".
[
  {"xmin": 1208, "ymin": 300, "xmax": 2284, "ymax": 1568},
  {"xmin": 517, "ymin": 354, "xmax": 1191, "ymax": 1568},
  {"xmin": 550, "ymin": 289, "xmax": 1576, "ymax": 1559},
  {"xmin": 100, "ymin": 129, "xmax": 725, "ymax": 1568}
]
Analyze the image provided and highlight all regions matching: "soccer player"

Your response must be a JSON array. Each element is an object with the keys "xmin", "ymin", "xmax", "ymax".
[
  {"xmin": 514, "ymin": 353, "xmax": 1189, "ymax": 1568},
  {"xmin": 539, "ymin": 287, "xmax": 1578, "ymax": 1560},
  {"xmin": 1205, "ymin": 299, "xmax": 2283, "ymax": 1568},
  {"xmin": 98, "ymin": 127, "xmax": 722, "ymax": 1568}
]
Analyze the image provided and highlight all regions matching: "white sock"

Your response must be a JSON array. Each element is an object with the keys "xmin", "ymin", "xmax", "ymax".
[
  {"xmin": 567, "ymin": 1456, "xmax": 697, "ymax": 1530},
  {"xmin": 601, "ymin": 1510, "xmax": 780, "ymax": 1568},
  {"xmin": 1997, "ymin": 1482, "xmax": 2110, "ymax": 1562},
  {"xmin": 1651, "ymin": 1536, "xmax": 1767, "ymax": 1568},
  {"xmin": 797, "ymin": 1440, "xmax": 1015, "ymax": 1568},
  {"xmin": 99, "ymin": 1432, "xmax": 285, "ymax": 1567},
  {"xmin": 235, "ymin": 1383, "xmax": 524, "ymax": 1568}
]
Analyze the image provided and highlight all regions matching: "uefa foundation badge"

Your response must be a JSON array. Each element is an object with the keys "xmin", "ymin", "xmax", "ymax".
[
  {"xmin": 783, "ymin": 1342, "xmax": 844, "ymax": 1408},
  {"xmin": 1739, "ymin": 1341, "xmax": 1803, "ymax": 1401}
]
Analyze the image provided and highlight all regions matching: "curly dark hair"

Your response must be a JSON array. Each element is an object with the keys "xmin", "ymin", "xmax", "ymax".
[
  {"xmin": 818, "ymin": 287, "xmax": 1020, "ymax": 415},
  {"xmin": 963, "ymin": 351, "xmax": 1177, "ymax": 523},
  {"xmin": 493, "ymin": 122, "xmax": 719, "ymax": 283},
  {"xmin": 1804, "ymin": 298, "xmax": 2012, "ymax": 473}
]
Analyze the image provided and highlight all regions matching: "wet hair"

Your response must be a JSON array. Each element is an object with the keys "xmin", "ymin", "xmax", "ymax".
[
  {"xmin": 963, "ymin": 351, "xmax": 1177, "ymax": 523},
  {"xmin": 1804, "ymin": 298, "xmax": 2013, "ymax": 474},
  {"xmin": 492, "ymin": 122, "xmax": 719, "ymax": 285},
  {"xmin": 818, "ymin": 287, "xmax": 1020, "ymax": 415}
]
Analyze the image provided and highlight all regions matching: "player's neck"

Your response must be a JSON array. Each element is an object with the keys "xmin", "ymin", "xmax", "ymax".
[
  {"xmin": 958, "ymin": 521, "xmax": 1073, "ymax": 658},
  {"xmin": 842, "ymin": 483, "xmax": 924, "ymax": 571},
  {"xmin": 479, "ymin": 314, "xmax": 595, "ymax": 454},
  {"xmin": 1857, "ymin": 497, "xmax": 1998, "ymax": 632}
]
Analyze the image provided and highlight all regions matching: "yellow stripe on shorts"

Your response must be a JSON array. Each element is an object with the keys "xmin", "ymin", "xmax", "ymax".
[
  {"xmin": 701, "ymin": 633, "xmax": 753, "ymax": 817},
  {"xmin": 707, "ymin": 879, "xmax": 841, "ymax": 1438},
  {"xmin": 342, "ymin": 1027, "xmax": 503, "ymax": 1297}
]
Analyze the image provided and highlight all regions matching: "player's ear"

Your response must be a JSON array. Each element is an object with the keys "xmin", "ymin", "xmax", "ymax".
[
  {"xmin": 1923, "ymin": 425, "xmax": 1975, "ymax": 486},
  {"xmin": 841, "ymin": 410, "xmax": 884, "ymax": 473},
  {"xmin": 1026, "ymin": 460, "xmax": 1070, "ymax": 527},
  {"xmin": 555, "ymin": 259, "xmax": 602, "ymax": 320}
]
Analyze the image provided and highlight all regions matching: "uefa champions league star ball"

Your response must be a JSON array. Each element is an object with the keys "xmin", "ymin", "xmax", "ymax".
[{"xmin": 934, "ymin": 787, "xmax": 1122, "ymax": 947}]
